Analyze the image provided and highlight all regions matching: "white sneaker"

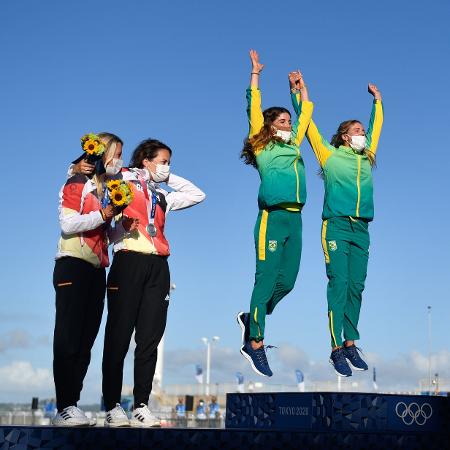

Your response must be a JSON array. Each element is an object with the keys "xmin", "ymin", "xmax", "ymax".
[
  {"xmin": 52, "ymin": 406, "xmax": 90, "ymax": 427},
  {"xmin": 104, "ymin": 404, "xmax": 130, "ymax": 427},
  {"xmin": 88, "ymin": 417, "xmax": 97, "ymax": 426},
  {"xmin": 130, "ymin": 403, "xmax": 161, "ymax": 428}
]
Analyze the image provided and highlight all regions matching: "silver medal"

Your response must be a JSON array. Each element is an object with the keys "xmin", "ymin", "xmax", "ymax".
[{"xmin": 147, "ymin": 223, "xmax": 157, "ymax": 237}]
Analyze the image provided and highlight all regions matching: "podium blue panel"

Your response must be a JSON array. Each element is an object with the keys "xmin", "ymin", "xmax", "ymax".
[
  {"xmin": 226, "ymin": 392, "xmax": 450, "ymax": 433},
  {"xmin": 1, "ymin": 424, "xmax": 449, "ymax": 449}
]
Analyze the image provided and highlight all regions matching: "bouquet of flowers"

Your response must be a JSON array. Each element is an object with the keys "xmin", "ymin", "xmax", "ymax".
[
  {"xmin": 80, "ymin": 133, "xmax": 106, "ymax": 164},
  {"xmin": 106, "ymin": 179, "xmax": 134, "ymax": 210}
]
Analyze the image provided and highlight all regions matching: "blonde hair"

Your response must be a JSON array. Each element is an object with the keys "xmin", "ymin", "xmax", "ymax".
[
  {"xmin": 330, "ymin": 120, "xmax": 375, "ymax": 166},
  {"xmin": 92, "ymin": 132, "xmax": 123, "ymax": 197}
]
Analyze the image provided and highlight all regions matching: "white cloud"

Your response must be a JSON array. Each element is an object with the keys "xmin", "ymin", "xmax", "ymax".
[
  {"xmin": 0, "ymin": 361, "xmax": 54, "ymax": 401},
  {"xmin": 2, "ymin": 347, "xmax": 449, "ymax": 403}
]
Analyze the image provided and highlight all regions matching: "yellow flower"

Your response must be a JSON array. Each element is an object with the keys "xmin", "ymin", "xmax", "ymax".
[
  {"xmin": 83, "ymin": 139, "xmax": 99, "ymax": 155},
  {"xmin": 106, "ymin": 180, "xmax": 121, "ymax": 190},
  {"xmin": 110, "ymin": 188, "xmax": 126, "ymax": 206},
  {"xmin": 127, "ymin": 187, "xmax": 134, "ymax": 202}
]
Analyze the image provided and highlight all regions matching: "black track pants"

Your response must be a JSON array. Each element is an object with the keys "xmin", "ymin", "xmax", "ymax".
[
  {"xmin": 102, "ymin": 251, "xmax": 170, "ymax": 411},
  {"xmin": 53, "ymin": 257, "xmax": 105, "ymax": 410}
]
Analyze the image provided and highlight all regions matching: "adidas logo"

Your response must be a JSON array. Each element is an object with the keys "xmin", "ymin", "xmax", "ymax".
[
  {"xmin": 164, "ymin": 295, "xmax": 170, "ymax": 302},
  {"xmin": 135, "ymin": 413, "xmax": 145, "ymax": 422}
]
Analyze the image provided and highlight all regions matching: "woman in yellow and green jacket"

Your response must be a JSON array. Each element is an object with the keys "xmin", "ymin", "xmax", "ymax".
[
  {"xmin": 293, "ymin": 81, "xmax": 383, "ymax": 377},
  {"xmin": 237, "ymin": 51, "xmax": 313, "ymax": 377}
]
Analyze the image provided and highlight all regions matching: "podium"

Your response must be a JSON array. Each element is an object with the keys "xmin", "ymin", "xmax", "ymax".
[
  {"xmin": 225, "ymin": 391, "xmax": 449, "ymax": 432},
  {"xmin": 1, "ymin": 392, "xmax": 449, "ymax": 449}
]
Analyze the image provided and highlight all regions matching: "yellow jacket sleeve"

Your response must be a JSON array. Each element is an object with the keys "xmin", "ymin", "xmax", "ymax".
[
  {"xmin": 366, "ymin": 100, "xmax": 384, "ymax": 155},
  {"xmin": 291, "ymin": 92, "xmax": 333, "ymax": 167},
  {"xmin": 306, "ymin": 119, "xmax": 335, "ymax": 168},
  {"xmin": 292, "ymin": 101, "xmax": 314, "ymax": 147},
  {"xmin": 246, "ymin": 87, "xmax": 264, "ymax": 138}
]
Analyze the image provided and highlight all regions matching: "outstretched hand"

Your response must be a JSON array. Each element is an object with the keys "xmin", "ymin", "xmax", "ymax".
[
  {"xmin": 249, "ymin": 49, "xmax": 264, "ymax": 74},
  {"xmin": 368, "ymin": 83, "xmax": 382, "ymax": 100},
  {"xmin": 288, "ymin": 70, "xmax": 305, "ymax": 90}
]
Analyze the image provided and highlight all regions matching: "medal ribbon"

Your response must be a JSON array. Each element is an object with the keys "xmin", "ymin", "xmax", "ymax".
[
  {"xmin": 137, "ymin": 174, "xmax": 157, "ymax": 236},
  {"xmin": 101, "ymin": 185, "xmax": 109, "ymax": 209}
]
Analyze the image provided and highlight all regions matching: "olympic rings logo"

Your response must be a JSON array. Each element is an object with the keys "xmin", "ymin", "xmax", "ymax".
[{"xmin": 395, "ymin": 402, "xmax": 433, "ymax": 426}]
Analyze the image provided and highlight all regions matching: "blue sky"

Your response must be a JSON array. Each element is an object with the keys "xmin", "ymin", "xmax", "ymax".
[{"xmin": 1, "ymin": 0, "xmax": 449, "ymax": 402}]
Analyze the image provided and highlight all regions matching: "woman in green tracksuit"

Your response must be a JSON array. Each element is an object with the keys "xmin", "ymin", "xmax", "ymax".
[
  {"xmin": 237, "ymin": 50, "xmax": 313, "ymax": 377},
  {"xmin": 293, "ymin": 81, "xmax": 383, "ymax": 377}
]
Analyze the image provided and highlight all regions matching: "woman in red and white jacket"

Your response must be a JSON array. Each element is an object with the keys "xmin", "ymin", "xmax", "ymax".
[
  {"xmin": 52, "ymin": 133, "xmax": 135, "ymax": 426},
  {"xmin": 101, "ymin": 138, "xmax": 205, "ymax": 428}
]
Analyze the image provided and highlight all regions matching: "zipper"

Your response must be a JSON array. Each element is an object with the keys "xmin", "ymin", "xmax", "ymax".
[
  {"xmin": 356, "ymin": 155, "xmax": 361, "ymax": 217},
  {"xmin": 294, "ymin": 148, "xmax": 300, "ymax": 203}
]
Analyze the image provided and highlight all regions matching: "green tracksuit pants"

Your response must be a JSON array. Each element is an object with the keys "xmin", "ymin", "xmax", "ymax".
[
  {"xmin": 249, "ymin": 208, "xmax": 302, "ymax": 341},
  {"xmin": 321, "ymin": 216, "xmax": 370, "ymax": 348}
]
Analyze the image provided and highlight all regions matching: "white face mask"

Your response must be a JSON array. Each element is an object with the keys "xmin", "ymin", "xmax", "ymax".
[
  {"xmin": 105, "ymin": 158, "xmax": 123, "ymax": 175},
  {"xmin": 348, "ymin": 135, "xmax": 366, "ymax": 151},
  {"xmin": 275, "ymin": 129, "xmax": 292, "ymax": 143},
  {"xmin": 150, "ymin": 164, "xmax": 170, "ymax": 183}
]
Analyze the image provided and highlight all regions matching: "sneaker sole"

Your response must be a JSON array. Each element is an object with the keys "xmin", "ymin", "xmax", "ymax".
[
  {"xmin": 104, "ymin": 421, "xmax": 130, "ymax": 427},
  {"xmin": 52, "ymin": 421, "xmax": 90, "ymax": 427},
  {"xmin": 329, "ymin": 359, "xmax": 352, "ymax": 377},
  {"xmin": 236, "ymin": 312, "xmax": 246, "ymax": 347},
  {"xmin": 240, "ymin": 346, "xmax": 272, "ymax": 377},
  {"xmin": 130, "ymin": 420, "xmax": 161, "ymax": 428},
  {"xmin": 345, "ymin": 358, "xmax": 368, "ymax": 371}
]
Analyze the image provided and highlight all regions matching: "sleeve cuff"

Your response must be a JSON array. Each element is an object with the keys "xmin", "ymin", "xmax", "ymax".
[{"xmin": 97, "ymin": 210, "xmax": 105, "ymax": 223}]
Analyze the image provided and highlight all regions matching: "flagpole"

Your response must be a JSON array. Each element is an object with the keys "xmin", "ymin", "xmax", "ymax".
[
  {"xmin": 427, "ymin": 306, "xmax": 432, "ymax": 394},
  {"xmin": 201, "ymin": 336, "xmax": 220, "ymax": 397}
]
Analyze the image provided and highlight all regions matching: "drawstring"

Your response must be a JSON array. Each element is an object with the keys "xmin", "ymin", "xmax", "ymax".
[{"xmin": 349, "ymin": 216, "xmax": 355, "ymax": 231}]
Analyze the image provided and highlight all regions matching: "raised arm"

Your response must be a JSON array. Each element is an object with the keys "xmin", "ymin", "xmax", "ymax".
[
  {"xmin": 288, "ymin": 71, "xmax": 314, "ymax": 147},
  {"xmin": 290, "ymin": 90, "xmax": 334, "ymax": 168},
  {"xmin": 366, "ymin": 83, "xmax": 384, "ymax": 155},
  {"xmin": 246, "ymin": 49, "xmax": 264, "ymax": 138},
  {"xmin": 164, "ymin": 173, "xmax": 206, "ymax": 212}
]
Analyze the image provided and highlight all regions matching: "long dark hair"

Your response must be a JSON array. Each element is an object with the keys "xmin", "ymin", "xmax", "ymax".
[
  {"xmin": 129, "ymin": 139, "xmax": 172, "ymax": 168},
  {"xmin": 241, "ymin": 107, "xmax": 291, "ymax": 168},
  {"xmin": 330, "ymin": 120, "xmax": 375, "ymax": 166}
]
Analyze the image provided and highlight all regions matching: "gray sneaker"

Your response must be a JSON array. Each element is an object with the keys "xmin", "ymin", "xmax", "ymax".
[
  {"xmin": 52, "ymin": 406, "xmax": 90, "ymax": 427},
  {"xmin": 104, "ymin": 404, "xmax": 130, "ymax": 427},
  {"xmin": 130, "ymin": 403, "xmax": 161, "ymax": 428}
]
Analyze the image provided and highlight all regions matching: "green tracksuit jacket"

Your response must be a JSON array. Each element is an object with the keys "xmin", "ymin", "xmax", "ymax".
[
  {"xmin": 292, "ymin": 94, "xmax": 383, "ymax": 220},
  {"xmin": 247, "ymin": 87, "xmax": 314, "ymax": 210}
]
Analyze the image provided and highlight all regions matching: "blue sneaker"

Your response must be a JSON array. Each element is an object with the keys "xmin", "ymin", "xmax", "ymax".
[
  {"xmin": 329, "ymin": 348, "xmax": 352, "ymax": 377},
  {"xmin": 343, "ymin": 345, "xmax": 368, "ymax": 371},
  {"xmin": 236, "ymin": 312, "xmax": 250, "ymax": 348},
  {"xmin": 240, "ymin": 341, "xmax": 273, "ymax": 377}
]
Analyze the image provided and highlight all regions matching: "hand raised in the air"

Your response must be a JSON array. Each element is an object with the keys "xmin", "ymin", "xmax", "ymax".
[
  {"xmin": 288, "ymin": 70, "xmax": 305, "ymax": 90},
  {"xmin": 249, "ymin": 49, "xmax": 264, "ymax": 74},
  {"xmin": 368, "ymin": 83, "xmax": 382, "ymax": 100}
]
